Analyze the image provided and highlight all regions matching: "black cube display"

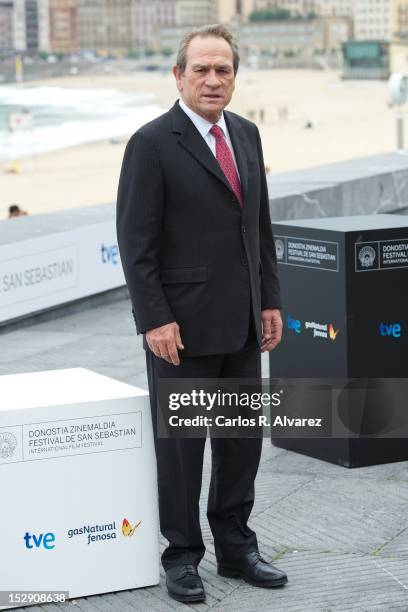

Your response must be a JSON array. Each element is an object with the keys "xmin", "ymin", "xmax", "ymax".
[{"xmin": 270, "ymin": 214, "xmax": 408, "ymax": 467}]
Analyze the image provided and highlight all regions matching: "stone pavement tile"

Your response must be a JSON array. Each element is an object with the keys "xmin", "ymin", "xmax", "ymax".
[
  {"xmin": 0, "ymin": 360, "xmax": 50, "ymax": 375},
  {"xmin": 3, "ymin": 334, "xmax": 140, "ymax": 370},
  {"xmin": 112, "ymin": 350, "xmax": 148, "ymax": 371},
  {"xmin": 76, "ymin": 593, "xmax": 123, "ymax": 611},
  {"xmin": 376, "ymin": 527, "xmax": 408, "ymax": 559},
  {"xmin": 29, "ymin": 307, "xmax": 135, "ymax": 336},
  {"xmin": 88, "ymin": 364, "xmax": 145, "ymax": 385},
  {"xmin": 0, "ymin": 329, "xmax": 88, "ymax": 364},
  {"xmin": 259, "ymin": 441, "xmax": 287, "ymax": 465},
  {"xmin": 211, "ymin": 551, "xmax": 408, "ymax": 612},
  {"xmin": 107, "ymin": 585, "xmax": 184, "ymax": 611},
  {"xmin": 127, "ymin": 371, "xmax": 149, "ymax": 390},
  {"xmin": 249, "ymin": 476, "xmax": 408, "ymax": 555},
  {"xmin": 60, "ymin": 597, "xmax": 104, "ymax": 611},
  {"xmin": 251, "ymin": 468, "xmax": 315, "ymax": 517},
  {"xmin": 267, "ymin": 446, "xmax": 408, "ymax": 481}
]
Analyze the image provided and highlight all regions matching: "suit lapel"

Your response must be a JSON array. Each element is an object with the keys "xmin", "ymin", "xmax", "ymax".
[
  {"xmin": 171, "ymin": 101, "xmax": 248, "ymax": 206},
  {"xmin": 171, "ymin": 102, "xmax": 232, "ymax": 196}
]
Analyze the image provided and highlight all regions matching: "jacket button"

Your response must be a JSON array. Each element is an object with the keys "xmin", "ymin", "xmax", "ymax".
[
  {"xmin": 242, "ymin": 258, "xmax": 248, "ymax": 266},
  {"xmin": 242, "ymin": 225, "xmax": 246, "ymax": 233}
]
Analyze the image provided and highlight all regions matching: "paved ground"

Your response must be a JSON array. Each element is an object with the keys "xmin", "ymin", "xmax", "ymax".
[{"xmin": 2, "ymin": 291, "xmax": 408, "ymax": 612}]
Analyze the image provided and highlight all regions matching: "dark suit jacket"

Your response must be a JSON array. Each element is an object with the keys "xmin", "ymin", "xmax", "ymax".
[{"xmin": 116, "ymin": 100, "xmax": 281, "ymax": 357}]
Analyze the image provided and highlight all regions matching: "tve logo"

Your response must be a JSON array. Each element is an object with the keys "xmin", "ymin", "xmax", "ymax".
[
  {"xmin": 101, "ymin": 243, "xmax": 119, "ymax": 265},
  {"xmin": 287, "ymin": 314, "xmax": 301, "ymax": 334},
  {"xmin": 24, "ymin": 531, "xmax": 56, "ymax": 549},
  {"xmin": 379, "ymin": 322, "xmax": 402, "ymax": 338}
]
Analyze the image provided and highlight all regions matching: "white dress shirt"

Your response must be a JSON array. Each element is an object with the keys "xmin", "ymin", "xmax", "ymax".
[{"xmin": 178, "ymin": 98, "xmax": 240, "ymax": 178}]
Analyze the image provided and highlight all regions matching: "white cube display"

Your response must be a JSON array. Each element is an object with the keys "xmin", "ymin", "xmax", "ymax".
[{"xmin": 0, "ymin": 368, "xmax": 159, "ymax": 610}]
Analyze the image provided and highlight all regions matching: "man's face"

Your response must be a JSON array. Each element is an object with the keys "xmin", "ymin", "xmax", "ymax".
[{"xmin": 173, "ymin": 35, "xmax": 236, "ymax": 123}]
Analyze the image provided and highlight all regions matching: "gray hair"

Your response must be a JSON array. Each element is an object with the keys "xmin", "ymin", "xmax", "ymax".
[{"xmin": 176, "ymin": 24, "xmax": 240, "ymax": 76}]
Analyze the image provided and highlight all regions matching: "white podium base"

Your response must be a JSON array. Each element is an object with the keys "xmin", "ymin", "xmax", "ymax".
[{"xmin": 0, "ymin": 368, "xmax": 159, "ymax": 610}]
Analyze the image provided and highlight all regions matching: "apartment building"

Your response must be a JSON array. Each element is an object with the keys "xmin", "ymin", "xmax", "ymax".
[
  {"xmin": 392, "ymin": 0, "xmax": 408, "ymax": 39},
  {"xmin": 48, "ymin": 0, "xmax": 79, "ymax": 53},
  {"xmin": 78, "ymin": 0, "xmax": 132, "ymax": 54},
  {"xmin": 353, "ymin": 0, "xmax": 392, "ymax": 41},
  {"xmin": 0, "ymin": 0, "xmax": 13, "ymax": 51},
  {"xmin": 131, "ymin": 0, "xmax": 177, "ymax": 48}
]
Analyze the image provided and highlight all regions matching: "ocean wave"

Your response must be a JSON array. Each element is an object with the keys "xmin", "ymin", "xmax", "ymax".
[{"xmin": 0, "ymin": 85, "xmax": 163, "ymax": 160}]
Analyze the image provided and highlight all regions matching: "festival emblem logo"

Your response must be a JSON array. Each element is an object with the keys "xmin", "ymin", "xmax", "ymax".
[
  {"xmin": 275, "ymin": 239, "xmax": 285, "ymax": 261},
  {"xmin": 0, "ymin": 432, "xmax": 17, "ymax": 459},
  {"xmin": 358, "ymin": 245, "xmax": 376, "ymax": 268}
]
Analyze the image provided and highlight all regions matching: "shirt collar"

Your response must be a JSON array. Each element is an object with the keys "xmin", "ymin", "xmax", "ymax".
[{"xmin": 178, "ymin": 98, "xmax": 227, "ymax": 139}]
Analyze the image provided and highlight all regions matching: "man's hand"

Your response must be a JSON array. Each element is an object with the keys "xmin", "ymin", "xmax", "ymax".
[
  {"xmin": 146, "ymin": 322, "xmax": 184, "ymax": 366},
  {"xmin": 261, "ymin": 309, "xmax": 283, "ymax": 352}
]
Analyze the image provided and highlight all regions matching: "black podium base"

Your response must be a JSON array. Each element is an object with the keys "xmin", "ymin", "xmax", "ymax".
[
  {"xmin": 270, "ymin": 215, "xmax": 408, "ymax": 467},
  {"xmin": 272, "ymin": 438, "xmax": 408, "ymax": 468}
]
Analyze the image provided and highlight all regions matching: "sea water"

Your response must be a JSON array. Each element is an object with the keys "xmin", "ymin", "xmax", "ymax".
[{"xmin": 0, "ymin": 84, "xmax": 163, "ymax": 161}]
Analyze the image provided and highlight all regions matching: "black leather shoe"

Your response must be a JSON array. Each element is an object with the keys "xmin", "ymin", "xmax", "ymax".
[
  {"xmin": 166, "ymin": 564, "xmax": 206, "ymax": 603},
  {"xmin": 218, "ymin": 551, "xmax": 288, "ymax": 588}
]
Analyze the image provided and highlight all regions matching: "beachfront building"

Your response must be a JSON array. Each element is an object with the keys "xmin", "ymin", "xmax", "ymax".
[
  {"xmin": 252, "ymin": 0, "xmax": 318, "ymax": 17},
  {"xmin": 78, "ymin": 0, "xmax": 132, "ymax": 55},
  {"xmin": 10, "ymin": 0, "xmax": 49, "ymax": 53},
  {"xmin": 24, "ymin": 0, "xmax": 40, "ymax": 51},
  {"xmin": 49, "ymin": 0, "xmax": 79, "ymax": 54},
  {"xmin": 37, "ymin": 0, "xmax": 49, "ymax": 50},
  {"xmin": 12, "ymin": 0, "xmax": 25, "ymax": 51},
  {"xmin": 392, "ymin": 0, "xmax": 408, "ymax": 40},
  {"xmin": 155, "ymin": 13, "xmax": 350, "ymax": 60},
  {"xmin": 130, "ymin": 0, "xmax": 249, "ymax": 51},
  {"xmin": 239, "ymin": 18, "xmax": 324, "ymax": 56},
  {"xmin": 314, "ymin": 0, "xmax": 353, "ymax": 17},
  {"xmin": 353, "ymin": 0, "xmax": 392, "ymax": 41},
  {"xmin": 26, "ymin": 0, "xmax": 48, "ymax": 51},
  {"xmin": 131, "ymin": 0, "xmax": 177, "ymax": 48},
  {"xmin": 0, "ymin": 0, "xmax": 14, "ymax": 52},
  {"xmin": 175, "ymin": 0, "xmax": 253, "ymax": 26},
  {"xmin": 322, "ymin": 15, "xmax": 352, "ymax": 50},
  {"xmin": 214, "ymin": 0, "xmax": 254, "ymax": 23},
  {"xmin": 175, "ymin": 0, "xmax": 212, "ymax": 25}
]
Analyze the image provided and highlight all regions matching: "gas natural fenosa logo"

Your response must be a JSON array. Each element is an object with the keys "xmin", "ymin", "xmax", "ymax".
[
  {"xmin": 68, "ymin": 521, "xmax": 117, "ymax": 545},
  {"xmin": 328, "ymin": 323, "xmax": 340, "ymax": 341},
  {"xmin": 304, "ymin": 320, "xmax": 340, "ymax": 341},
  {"xmin": 122, "ymin": 518, "xmax": 142, "ymax": 537}
]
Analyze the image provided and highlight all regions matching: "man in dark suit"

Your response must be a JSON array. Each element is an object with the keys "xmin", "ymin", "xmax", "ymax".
[{"xmin": 116, "ymin": 24, "xmax": 287, "ymax": 604}]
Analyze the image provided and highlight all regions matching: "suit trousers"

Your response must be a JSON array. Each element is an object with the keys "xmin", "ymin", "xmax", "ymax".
[{"xmin": 145, "ymin": 317, "xmax": 262, "ymax": 570}]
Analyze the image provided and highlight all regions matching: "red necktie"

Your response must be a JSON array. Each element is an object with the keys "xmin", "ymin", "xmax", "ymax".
[{"xmin": 210, "ymin": 124, "xmax": 243, "ymax": 207}]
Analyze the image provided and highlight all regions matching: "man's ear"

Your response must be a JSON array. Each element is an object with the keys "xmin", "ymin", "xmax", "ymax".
[{"xmin": 172, "ymin": 65, "xmax": 183, "ymax": 93}]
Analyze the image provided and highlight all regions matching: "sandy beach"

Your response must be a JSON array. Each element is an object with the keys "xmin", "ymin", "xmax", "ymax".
[{"xmin": 0, "ymin": 69, "xmax": 399, "ymax": 219}]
